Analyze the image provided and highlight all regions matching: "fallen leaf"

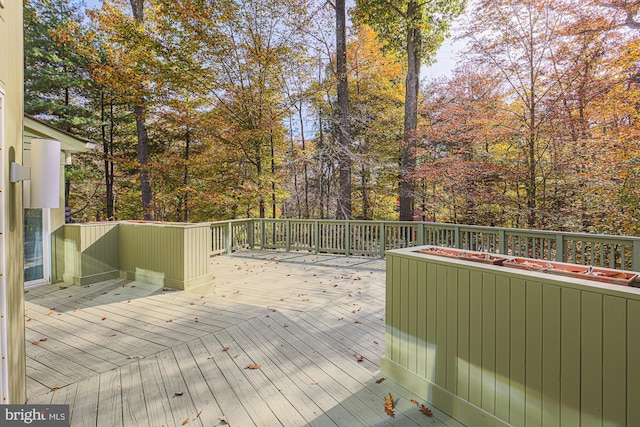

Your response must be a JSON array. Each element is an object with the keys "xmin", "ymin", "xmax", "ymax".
[
  {"xmin": 207, "ymin": 355, "xmax": 215, "ymax": 359},
  {"xmin": 32, "ymin": 341, "xmax": 39, "ymax": 345},
  {"xmin": 420, "ymin": 405, "xmax": 433, "ymax": 416},
  {"xmin": 101, "ymin": 317, "xmax": 107, "ymax": 321},
  {"xmin": 175, "ymin": 391, "xmax": 184, "ymax": 396},
  {"xmin": 46, "ymin": 312, "xmax": 53, "ymax": 316},
  {"xmin": 385, "ymin": 393, "xmax": 395, "ymax": 417},
  {"xmin": 373, "ymin": 340, "xmax": 379, "ymax": 345},
  {"xmin": 222, "ymin": 347, "xmax": 229, "ymax": 352},
  {"xmin": 110, "ymin": 334, "xmax": 116, "ymax": 337},
  {"xmin": 59, "ymin": 286, "xmax": 67, "ymax": 290},
  {"xmin": 410, "ymin": 399, "xmax": 419, "ymax": 406},
  {"xmin": 127, "ymin": 299, "xmax": 131, "ymax": 303},
  {"xmin": 338, "ymin": 317, "xmax": 344, "ymax": 321},
  {"xmin": 190, "ymin": 302, "xmax": 195, "ymax": 305},
  {"xmin": 219, "ymin": 415, "xmax": 229, "ymax": 424},
  {"xmin": 50, "ymin": 387, "xmax": 60, "ymax": 392},
  {"xmin": 246, "ymin": 364, "xmax": 261, "ymax": 369},
  {"xmin": 181, "ymin": 418, "xmax": 189, "ymax": 425},
  {"xmin": 39, "ymin": 338, "xmax": 47, "ymax": 342},
  {"xmin": 376, "ymin": 378, "xmax": 385, "ymax": 384},
  {"xmin": 311, "ymin": 381, "xmax": 319, "ymax": 385},
  {"xmin": 26, "ymin": 318, "xmax": 32, "ymax": 322},
  {"xmin": 194, "ymin": 317, "xmax": 199, "ymax": 323},
  {"xmin": 166, "ymin": 319, "xmax": 173, "ymax": 323},
  {"xmin": 233, "ymin": 291, "xmax": 240, "ymax": 294},
  {"xmin": 354, "ymin": 321, "xmax": 362, "ymax": 324},
  {"xmin": 74, "ymin": 308, "xmax": 80, "ymax": 312},
  {"xmin": 354, "ymin": 353, "xmax": 364, "ymax": 362}
]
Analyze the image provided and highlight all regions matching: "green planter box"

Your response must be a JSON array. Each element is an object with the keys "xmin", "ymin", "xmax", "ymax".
[
  {"xmin": 55, "ymin": 221, "xmax": 213, "ymax": 291},
  {"xmin": 383, "ymin": 246, "xmax": 640, "ymax": 427}
]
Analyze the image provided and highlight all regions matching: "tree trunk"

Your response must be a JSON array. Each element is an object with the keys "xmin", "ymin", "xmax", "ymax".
[
  {"xmin": 183, "ymin": 128, "xmax": 190, "ymax": 222},
  {"xmin": 399, "ymin": 1, "xmax": 421, "ymax": 222},
  {"xmin": 335, "ymin": 0, "xmax": 352, "ymax": 220},
  {"xmin": 298, "ymin": 104, "xmax": 310, "ymax": 218},
  {"xmin": 101, "ymin": 90, "xmax": 114, "ymax": 220},
  {"xmin": 130, "ymin": 0, "xmax": 153, "ymax": 220},
  {"xmin": 271, "ymin": 131, "xmax": 277, "ymax": 218}
]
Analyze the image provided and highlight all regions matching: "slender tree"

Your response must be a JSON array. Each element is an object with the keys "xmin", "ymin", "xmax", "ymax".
[
  {"xmin": 355, "ymin": 0, "xmax": 466, "ymax": 221},
  {"xmin": 334, "ymin": 0, "xmax": 353, "ymax": 219}
]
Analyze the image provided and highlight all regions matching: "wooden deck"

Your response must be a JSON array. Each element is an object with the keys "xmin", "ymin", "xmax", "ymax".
[{"xmin": 25, "ymin": 250, "xmax": 463, "ymax": 427}]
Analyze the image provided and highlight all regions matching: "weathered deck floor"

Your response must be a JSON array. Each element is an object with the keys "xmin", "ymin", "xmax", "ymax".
[{"xmin": 25, "ymin": 250, "xmax": 463, "ymax": 427}]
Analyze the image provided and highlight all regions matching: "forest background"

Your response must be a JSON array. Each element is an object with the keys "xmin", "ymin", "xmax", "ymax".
[{"xmin": 23, "ymin": 0, "xmax": 640, "ymax": 236}]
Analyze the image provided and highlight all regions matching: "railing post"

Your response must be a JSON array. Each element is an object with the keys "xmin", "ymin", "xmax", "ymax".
[
  {"xmin": 633, "ymin": 240, "xmax": 640, "ymax": 272},
  {"xmin": 260, "ymin": 219, "xmax": 265, "ymax": 250},
  {"xmin": 555, "ymin": 233, "xmax": 564, "ymax": 262},
  {"xmin": 417, "ymin": 223, "xmax": 424, "ymax": 246},
  {"xmin": 226, "ymin": 221, "xmax": 232, "ymax": 254},
  {"xmin": 314, "ymin": 221, "xmax": 320, "ymax": 254},
  {"xmin": 286, "ymin": 220, "xmax": 291, "ymax": 252},
  {"xmin": 499, "ymin": 229, "xmax": 506, "ymax": 255},
  {"xmin": 455, "ymin": 225, "xmax": 462, "ymax": 249},
  {"xmin": 380, "ymin": 222, "xmax": 386, "ymax": 257},
  {"xmin": 248, "ymin": 220, "xmax": 255, "ymax": 249},
  {"xmin": 345, "ymin": 221, "xmax": 351, "ymax": 256}
]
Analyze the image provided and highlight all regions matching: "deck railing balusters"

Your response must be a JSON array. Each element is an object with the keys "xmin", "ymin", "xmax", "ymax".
[{"xmin": 206, "ymin": 219, "xmax": 640, "ymax": 272}]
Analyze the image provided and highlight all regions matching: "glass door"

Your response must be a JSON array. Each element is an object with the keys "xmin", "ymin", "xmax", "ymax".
[{"xmin": 23, "ymin": 208, "xmax": 44, "ymax": 283}]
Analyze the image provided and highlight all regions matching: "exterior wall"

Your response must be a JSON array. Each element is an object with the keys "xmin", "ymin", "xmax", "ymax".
[
  {"xmin": 0, "ymin": 1, "xmax": 26, "ymax": 403},
  {"xmin": 383, "ymin": 247, "xmax": 640, "ymax": 427}
]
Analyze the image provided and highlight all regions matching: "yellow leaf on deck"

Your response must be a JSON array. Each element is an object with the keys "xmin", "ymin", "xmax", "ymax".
[{"xmin": 385, "ymin": 393, "xmax": 395, "ymax": 417}]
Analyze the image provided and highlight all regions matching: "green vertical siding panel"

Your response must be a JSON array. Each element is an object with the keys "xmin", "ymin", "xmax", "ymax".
[
  {"xmin": 385, "ymin": 256, "xmax": 394, "ymax": 362},
  {"xmin": 494, "ymin": 275, "xmax": 510, "ymax": 422},
  {"xmin": 542, "ymin": 286, "xmax": 561, "ymax": 427},
  {"xmin": 510, "ymin": 278, "xmax": 526, "ymax": 427},
  {"xmin": 602, "ymin": 295, "xmax": 626, "ymax": 427},
  {"xmin": 407, "ymin": 259, "xmax": 418, "ymax": 373},
  {"xmin": 457, "ymin": 268, "xmax": 470, "ymax": 401},
  {"xmin": 481, "ymin": 273, "xmax": 496, "ymax": 415},
  {"xmin": 468, "ymin": 269, "xmax": 483, "ymax": 407},
  {"xmin": 416, "ymin": 261, "xmax": 428, "ymax": 378},
  {"xmin": 435, "ymin": 264, "xmax": 448, "ymax": 387},
  {"xmin": 628, "ymin": 300, "xmax": 640, "ymax": 426},
  {"xmin": 446, "ymin": 266, "xmax": 458, "ymax": 394},
  {"xmin": 400, "ymin": 257, "xmax": 410, "ymax": 368},
  {"xmin": 525, "ymin": 281, "xmax": 542, "ymax": 427},
  {"xmin": 581, "ymin": 292, "xmax": 603, "ymax": 427},
  {"xmin": 391, "ymin": 256, "xmax": 402, "ymax": 363},
  {"xmin": 426, "ymin": 262, "xmax": 437, "ymax": 382},
  {"xmin": 560, "ymin": 288, "xmax": 581, "ymax": 427}
]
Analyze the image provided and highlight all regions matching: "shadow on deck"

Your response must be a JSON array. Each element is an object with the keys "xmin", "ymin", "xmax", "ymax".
[{"xmin": 25, "ymin": 250, "xmax": 463, "ymax": 426}]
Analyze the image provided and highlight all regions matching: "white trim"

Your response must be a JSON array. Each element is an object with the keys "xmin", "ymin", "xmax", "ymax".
[{"xmin": 0, "ymin": 89, "xmax": 9, "ymax": 403}]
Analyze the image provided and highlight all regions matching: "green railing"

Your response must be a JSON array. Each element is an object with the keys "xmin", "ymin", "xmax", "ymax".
[{"xmin": 211, "ymin": 219, "xmax": 640, "ymax": 272}]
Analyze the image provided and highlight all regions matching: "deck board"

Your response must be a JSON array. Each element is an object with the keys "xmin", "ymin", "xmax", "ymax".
[{"xmin": 26, "ymin": 250, "xmax": 463, "ymax": 426}]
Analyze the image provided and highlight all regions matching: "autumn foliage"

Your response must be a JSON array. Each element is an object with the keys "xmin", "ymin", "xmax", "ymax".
[{"xmin": 22, "ymin": 0, "xmax": 640, "ymax": 235}]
